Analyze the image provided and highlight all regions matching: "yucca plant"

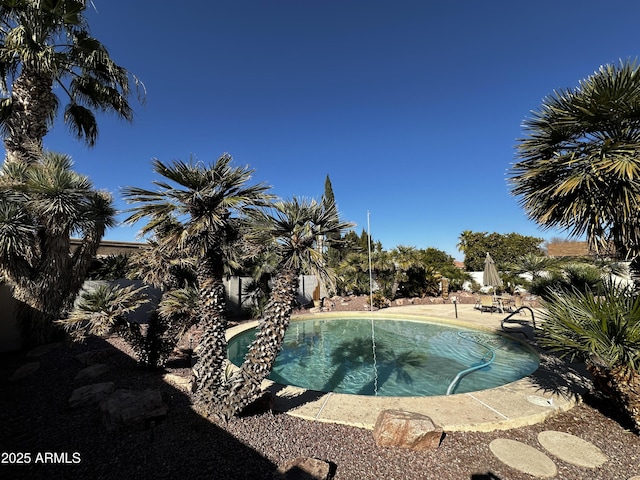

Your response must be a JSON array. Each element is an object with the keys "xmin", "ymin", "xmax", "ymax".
[
  {"xmin": 0, "ymin": 152, "xmax": 115, "ymax": 345},
  {"xmin": 537, "ymin": 280, "xmax": 640, "ymax": 431}
]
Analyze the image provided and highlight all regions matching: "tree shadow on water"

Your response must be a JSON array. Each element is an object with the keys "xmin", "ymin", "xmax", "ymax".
[
  {"xmin": 0, "ymin": 336, "xmax": 279, "ymax": 479},
  {"xmin": 322, "ymin": 337, "xmax": 427, "ymax": 395}
]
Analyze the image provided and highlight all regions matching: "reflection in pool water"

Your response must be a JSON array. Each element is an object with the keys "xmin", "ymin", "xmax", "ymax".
[{"xmin": 227, "ymin": 317, "xmax": 539, "ymax": 397}]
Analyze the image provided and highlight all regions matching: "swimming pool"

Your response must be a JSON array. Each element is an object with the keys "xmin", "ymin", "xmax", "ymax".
[{"xmin": 227, "ymin": 317, "xmax": 539, "ymax": 396}]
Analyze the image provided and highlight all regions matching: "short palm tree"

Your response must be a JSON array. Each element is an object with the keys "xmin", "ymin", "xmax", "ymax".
[
  {"xmin": 509, "ymin": 59, "xmax": 640, "ymax": 266},
  {"xmin": 57, "ymin": 282, "xmax": 148, "ymax": 356},
  {"xmin": 390, "ymin": 245, "xmax": 421, "ymax": 298},
  {"xmin": 0, "ymin": 151, "xmax": 115, "ymax": 345},
  {"xmin": 336, "ymin": 251, "xmax": 370, "ymax": 295},
  {"xmin": 0, "ymin": 0, "xmax": 140, "ymax": 163},
  {"xmin": 122, "ymin": 154, "xmax": 272, "ymax": 405},
  {"xmin": 537, "ymin": 280, "xmax": 640, "ymax": 431},
  {"xmin": 509, "ymin": 253, "xmax": 560, "ymax": 282},
  {"xmin": 215, "ymin": 197, "xmax": 353, "ymax": 419}
]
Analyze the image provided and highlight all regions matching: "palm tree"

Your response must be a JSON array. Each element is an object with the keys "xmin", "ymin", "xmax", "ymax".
[
  {"xmin": 509, "ymin": 253, "xmax": 560, "ymax": 282},
  {"xmin": 122, "ymin": 154, "xmax": 272, "ymax": 406},
  {"xmin": 57, "ymin": 282, "xmax": 148, "ymax": 355},
  {"xmin": 390, "ymin": 245, "xmax": 421, "ymax": 298},
  {"xmin": 537, "ymin": 280, "xmax": 640, "ymax": 431},
  {"xmin": 216, "ymin": 197, "xmax": 353, "ymax": 419},
  {"xmin": 0, "ymin": 0, "xmax": 141, "ymax": 163},
  {"xmin": 0, "ymin": 151, "xmax": 115, "ymax": 345},
  {"xmin": 509, "ymin": 60, "xmax": 640, "ymax": 268},
  {"xmin": 510, "ymin": 60, "xmax": 640, "ymax": 430},
  {"xmin": 336, "ymin": 251, "xmax": 369, "ymax": 295}
]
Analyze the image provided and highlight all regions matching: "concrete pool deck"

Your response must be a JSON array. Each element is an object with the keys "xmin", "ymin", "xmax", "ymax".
[{"xmin": 227, "ymin": 303, "xmax": 589, "ymax": 432}]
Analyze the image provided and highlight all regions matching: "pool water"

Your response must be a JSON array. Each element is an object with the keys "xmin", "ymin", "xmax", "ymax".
[{"xmin": 227, "ymin": 317, "xmax": 539, "ymax": 396}]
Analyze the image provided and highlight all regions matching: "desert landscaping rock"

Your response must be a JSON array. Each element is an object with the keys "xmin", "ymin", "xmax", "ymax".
[
  {"xmin": 373, "ymin": 409, "xmax": 443, "ymax": 450},
  {"xmin": 489, "ymin": 438, "xmax": 557, "ymax": 478},
  {"xmin": 9, "ymin": 361, "xmax": 40, "ymax": 381},
  {"xmin": 68, "ymin": 382, "xmax": 116, "ymax": 408},
  {"xmin": 26, "ymin": 342, "xmax": 62, "ymax": 358},
  {"xmin": 537, "ymin": 430, "xmax": 608, "ymax": 468},
  {"xmin": 275, "ymin": 456, "xmax": 333, "ymax": 480},
  {"xmin": 99, "ymin": 388, "xmax": 167, "ymax": 430},
  {"xmin": 163, "ymin": 372, "xmax": 192, "ymax": 392},
  {"xmin": 75, "ymin": 348, "xmax": 114, "ymax": 366},
  {"xmin": 75, "ymin": 363, "xmax": 110, "ymax": 382}
]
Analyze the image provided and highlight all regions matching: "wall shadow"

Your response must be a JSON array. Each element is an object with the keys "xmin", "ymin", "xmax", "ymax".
[{"xmin": 0, "ymin": 336, "xmax": 280, "ymax": 479}]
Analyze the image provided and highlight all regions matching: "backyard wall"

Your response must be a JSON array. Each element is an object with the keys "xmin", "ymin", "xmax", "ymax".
[{"xmin": 0, "ymin": 275, "xmax": 322, "ymax": 352}]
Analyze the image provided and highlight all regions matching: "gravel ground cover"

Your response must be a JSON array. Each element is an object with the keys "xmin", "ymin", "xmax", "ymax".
[{"xmin": 1, "ymin": 298, "xmax": 639, "ymax": 479}]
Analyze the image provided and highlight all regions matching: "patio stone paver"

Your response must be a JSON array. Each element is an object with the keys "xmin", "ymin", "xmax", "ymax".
[
  {"xmin": 489, "ymin": 438, "xmax": 557, "ymax": 478},
  {"xmin": 537, "ymin": 430, "xmax": 608, "ymax": 468}
]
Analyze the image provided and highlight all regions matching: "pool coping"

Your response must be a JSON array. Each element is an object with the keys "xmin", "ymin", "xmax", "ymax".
[{"xmin": 226, "ymin": 306, "xmax": 587, "ymax": 432}]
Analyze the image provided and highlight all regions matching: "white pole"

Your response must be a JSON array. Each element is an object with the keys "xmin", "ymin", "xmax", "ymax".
[
  {"xmin": 367, "ymin": 211, "xmax": 373, "ymax": 312},
  {"xmin": 367, "ymin": 211, "xmax": 378, "ymax": 395}
]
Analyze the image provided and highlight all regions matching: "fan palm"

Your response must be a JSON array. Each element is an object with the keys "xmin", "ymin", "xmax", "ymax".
[
  {"xmin": 0, "ymin": 151, "xmax": 115, "ymax": 345},
  {"xmin": 537, "ymin": 280, "xmax": 640, "ymax": 431},
  {"xmin": 509, "ymin": 60, "xmax": 640, "ymax": 265},
  {"xmin": 0, "ymin": 0, "xmax": 141, "ymax": 163},
  {"xmin": 122, "ymin": 154, "xmax": 272, "ymax": 405},
  {"xmin": 216, "ymin": 197, "xmax": 353, "ymax": 419},
  {"xmin": 57, "ymin": 282, "xmax": 148, "ymax": 355}
]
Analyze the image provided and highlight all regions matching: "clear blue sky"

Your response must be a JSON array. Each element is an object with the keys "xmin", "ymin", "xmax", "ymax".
[{"xmin": 37, "ymin": 0, "xmax": 639, "ymax": 260}]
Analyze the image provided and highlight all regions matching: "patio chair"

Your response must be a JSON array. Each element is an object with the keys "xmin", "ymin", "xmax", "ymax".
[
  {"xmin": 514, "ymin": 295, "xmax": 523, "ymax": 310},
  {"xmin": 479, "ymin": 295, "xmax": 495, "ymax": 313},
  {"xmin": 474, "ymin": 296, "xmax": 481, "ymax": 310}
]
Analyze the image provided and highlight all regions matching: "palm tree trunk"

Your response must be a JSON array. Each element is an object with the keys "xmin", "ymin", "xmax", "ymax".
[
  {"xmin": 587, "ymin": 361, "xmax": 640, "ymax": 432},
  {"xmin": 215, "ymin": 268, "xmax": 299, "ymax": 420},
  {"xmin": 192, "ymin": 255, "xmax": 230, "ymax": 413},
  {"xmin": 12, "ymin": 232, "xmax": 74, "ymax": 345},
  {"xmin": 4, "ymin": 68, "xmax": 56, "ymax": 164}
]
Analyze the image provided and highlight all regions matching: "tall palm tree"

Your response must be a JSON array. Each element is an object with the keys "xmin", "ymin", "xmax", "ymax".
[
  {"xmin": 215, "ymin": 197, "xmax": 353, "ymax": 419},
  {"xmin": 0, "ymin": 0, "xmax": 140, "ymax": 163},
  {"xmin": 122, "ymin": 154, "xmax": 272, "ymax": 406},
  {"xmin": 0, "ymin": 151, "xmax": 115, "ymax": 345},
  {"xmin": 509, "ymin": 60, "xmax": 640, "ymax": 268},
  {"xmin": 510, "ymin": 59, "xmax": 640, "ymax": 429}
]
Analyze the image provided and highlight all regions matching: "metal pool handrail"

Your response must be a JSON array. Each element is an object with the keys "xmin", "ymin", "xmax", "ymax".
[{"xmin": 446, "ymin": 332, "xmax": 502, "ymax": 395}]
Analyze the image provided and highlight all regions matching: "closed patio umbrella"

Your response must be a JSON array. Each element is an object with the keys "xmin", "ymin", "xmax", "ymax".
[{"xmin": 483, "ymin": 252, "xmax": 503, "ymax": 290}]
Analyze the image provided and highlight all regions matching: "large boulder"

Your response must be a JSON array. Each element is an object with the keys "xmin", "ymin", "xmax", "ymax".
[{"xmin": 372, "ymin": 409, "xmax": 443, "ymax": 451}]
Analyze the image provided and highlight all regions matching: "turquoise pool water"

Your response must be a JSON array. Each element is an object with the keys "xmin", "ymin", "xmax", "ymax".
[{"xmin": 227, "ymin": 317, "xmax": 539, "ymax": 397}]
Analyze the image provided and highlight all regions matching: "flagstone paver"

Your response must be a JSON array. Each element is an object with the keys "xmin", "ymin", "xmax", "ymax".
[
  {"xmin": 9, "ymin": 362, "xmax": 40, "ymax": 381},
  {"xmin": 489, "ymin": 438, "xmax": 557, "ymax": 478},
  {"xmin": 537, "ymin": 430, "xmax": 608, "ymax": 468}
]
